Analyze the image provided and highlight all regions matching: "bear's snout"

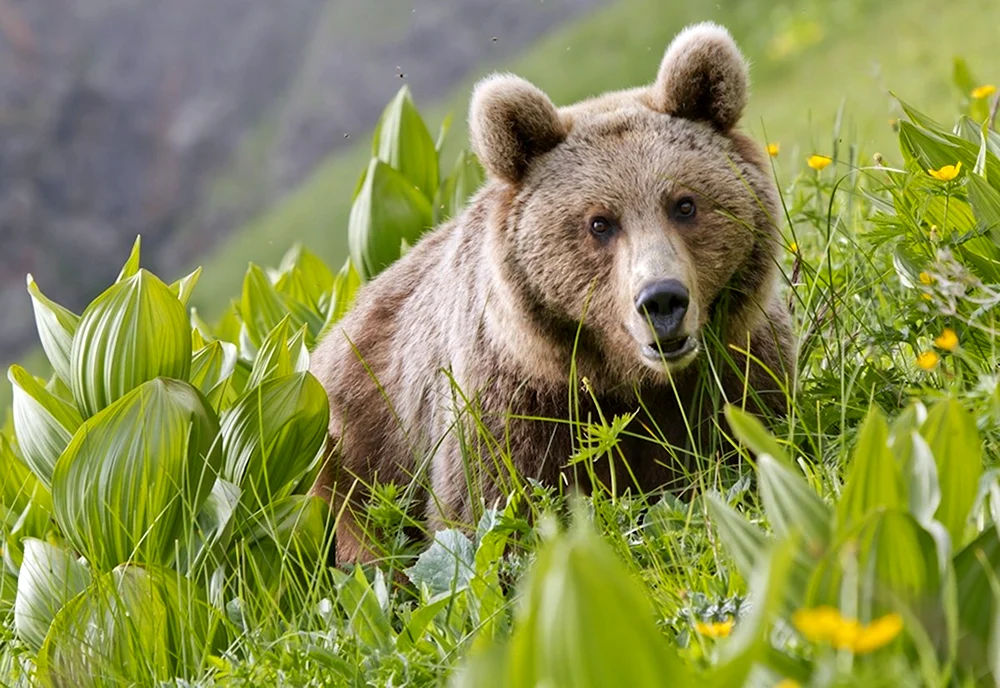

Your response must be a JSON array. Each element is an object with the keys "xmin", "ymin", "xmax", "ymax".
[
  {"xmin": 635, "ymin": 278, "xmax": 689, "ymax": 339},
  {"xmin": 633, "ymin": 278, "xmax": 699, "ymax": 366}
]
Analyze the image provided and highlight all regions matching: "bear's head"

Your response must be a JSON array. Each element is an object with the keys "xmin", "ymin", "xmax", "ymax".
[{"xmin": 470, "ymin": 22, "xmax": 782, "ymax": 387}]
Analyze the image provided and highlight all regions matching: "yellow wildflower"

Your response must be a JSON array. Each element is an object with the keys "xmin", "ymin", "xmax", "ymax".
[
  {"xmin": 792, "ymin": 607, "xmax": 904, "ymax": 654},
  {"xmin": 918, "ymin": 271, "xmax": 934, "ymax": 285},
  {"xmin": 775, "ymin": 681, "xmax": 800, "ymax": 688},
  {"xmin": 971, "ymin": 84, "xmax": 997, "ymax": 100},
  {"xmin": 934, "ymin": 328, "xmax": 959, "ymax": 351},
  {"xmin": 928, "ymin": 161, "xmax": 962, "ymax": 181},
  {"xmin": 767, "ymin": 142, "xmax": 780, "ymax": 157},
  {"xmin": 792, "ymin": 606, "xmax": 842, "ymax": 643},
  {"xmin": 852, "ymin": 613, "xmax": 904, "ymax": 653},
  {"xmin": 921, "ymin": 293, "xmax": 933, "ymax": 301},
  {"xmin": 694, "ymin": 618, "xmax": 734, "ymax": 638},
  {"xmin": 789, "ymin": 242, "xmax": 799, "ymax": 253},
  {"xmin": 807, "ymin": 154, "xmax": 832, "ymax": 171},
  {"xmin": 917, "ymin": 350, "xmax": 940, "ymax": 370}
]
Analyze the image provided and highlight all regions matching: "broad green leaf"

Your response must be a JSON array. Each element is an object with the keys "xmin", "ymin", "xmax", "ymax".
[
  {"xmin": 837, "ymin": 408, "xmax": 902, "ymax": 530},
  {"xmin": 954, "ymin": 526, "xmax": 1000, "ymax": 668},
  {"xmin": 8, "ymin": 365, "xmax": 83, "ymax": 488},
  {"xmin": 921, "ymin": 399, "xmax": 982, "ymax": 549},
  {"xmin": 177, "ymin": 478, "xmax": 240, "ymax": 576},
  {"xmin": 26, "ymin": 275, "xmax": 79, "ymax": 386},
  {"xmin": 507, "ymin": 515, "xmax": 692, "ymax": 688},
  {"xmin": 320, "ymin": 260, "xmax": 362, "ymax": 337},
  {"xmin": 855, "ymin": 510, "xmax": 942, "ymax": 612},
  {"xmin": 724, "ymin": 405, "xmax": 791, "ymax": 464},
  {"xmin": 219, "ymin": 372, "xmax": 329, "ymax": 507},
  {"xmin": 434, "ymin": 150, "xmax": 485, "ymax": 224},
  {"xmin": 53, "ymin": 379, "xmax": 222, "ymax": 569},
  {"xmin": 245, "ymin": 317, "xmax": 308, "ymax": 390},
  {"xmin": 710, "ymin": 535, "xmax": 797, "ymax": 686},
  {"xmin": 902, "ymin": 430, "xmax": 942, "ymax": 527},
  {"xmin": 37, "ymin": 564, "xmax": 220, "ymax": 687},
  {"xmin": 189, "ymin": 340, "xmax": 239, "ymax": 412},
  {"xmin": 405, "ymin": 529, "xmax": 476, "ymax": 597},
  {"xmin": 190, "ymin": 308, "xmax": 216, "ymax": 345},
  {"xmin": 397, "ymin": 595, "xmax": 453, "ymax": 653},
  {"xmin": 374, "ymin": 85, "xmax": 440, "ymax": 198},
  {"xmin": 115, "ymin": 236, "xmax": 142, "ymax": 283},
  {"xmin": 238, "ymin": 264, "xmax": 290, "ymax": 349},
  {"xmin": 758, "ymin": 455, "xmax": 831, "ymax": 555},
  {"xmin": 966, "ymin": 172, "xmax": 1000, "ymax": 238},
  {"xmin": 169, "ymin": 266, "xmax": 202, "ymax": 308},
  {"xmin": 0, "ymin": 436, "xmax": 50, "ymax": 538},
  {"xmin": 213, "ymin": 303, "xmax": 242, "ymax": 343},
  {"xmin": 449, "ymin": 643, "xmax": 511, "ymax": 688},
  {"xmin": 70, "ymin": 269, "xmax": 191, "ymax": 417},
  {"xmin": 13, "ymin": 538, "xmax": 90, "ymax": 650},
  {"xmin": 277, "ymin": 244, "xmax": 335, "ymax": 307},
  {"xmin": 436, "ymin": 112, "xmax": 454, "ymax": 154},
  {"xmin": 808, "ymin": 509, "xmax": 941, "ymax": 619},
  {"xmin": 705, "ymin": 493, "xmax": 769, "ymax": 581},
  {"xmin": 335, "ymin": 565, "xmax": 396, "ymax": 650},
  {"xmin": 899, "ymin": 119, "xmax": 1000, "ymax": 188},
  {"xmin": 348, "ymin": 158, "xmax": 433, "ymax": 281}
]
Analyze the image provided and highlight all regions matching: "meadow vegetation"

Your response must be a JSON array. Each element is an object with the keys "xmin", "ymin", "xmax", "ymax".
[{"xmin": 3, "ymin": 4, "xmax": 1000, "ymax": 687}]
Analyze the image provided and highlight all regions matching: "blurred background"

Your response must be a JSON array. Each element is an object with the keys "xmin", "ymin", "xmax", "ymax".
[{"xmin": 0, "ymin": 0, "xmax": 997, "ymax": 396}]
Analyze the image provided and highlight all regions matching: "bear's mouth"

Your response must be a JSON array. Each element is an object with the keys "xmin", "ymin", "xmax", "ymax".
[{"xmin": 641, "ymin": 335, "xmax": 698, "ymax": 363}]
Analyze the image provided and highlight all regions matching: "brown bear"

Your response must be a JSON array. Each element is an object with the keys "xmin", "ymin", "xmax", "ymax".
[{"xmin": 309, "ymin": 22, "xmax": 795, "ymax": 565}]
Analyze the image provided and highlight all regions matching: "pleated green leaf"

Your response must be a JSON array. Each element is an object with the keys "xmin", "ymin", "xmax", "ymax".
[
  {"xmin": 433, "ymin": 150, "xmax": 485, "ymax": 224},
  {"xmin": 70, "ymin": 269, "xmax": 191, "ymax": 418},
  {"xmin": 758, "ymin": 454, "xmax": 832, "ymax": 555},
  {"xmin": 507, "ymin": 515, "xmax": 693, "ymax": 688},
  {"xmin": 837, "ymin": 407, "xmax": 903, "ymax": 531},
  {"xmin": 238, "ymin": 267, "xmax": 274, "ymax": 346},
  {"xmin": 348, "ymin": 158, "xmax": 433, "ymax": 282},
  {"xmin": 25, "ymin": 275, "xmax": 79, "ymax": 386},
  {"xmin": 373, "ymin": 85, "xmax": 439, "ymax": 199},
  {"xmin": 219, "ymin": 372, "xmax": 329, "ymax": 507},
  {"xmin": 277, "ymin": 244, "xmax": 335, "ymax": 306},
  {"xmin": 37, "ymin": 564, "xmax": 220, "ymax": 687},
  {"xmin": 0, "ymin": 435, "xmax": 53, "ymax": 538},
  {"xmin": 921, "ymin": 398, "xmax": 982, "ymax": 549},
  {"xmin": 177, "ymin": 478, "xmax": 241, "ymax": 576},
  {"xmin": 705, "ymin": 493, "xmax": 769, "ymax": 581},
  {"xmin": 320, "ymin": 260, "xmax": 362, "ymax": 338},
  {"xmin": 52, "ymin": 378, "xmax": 222, "ymax": 570},
  {"xmin": 8, "ymin": 365, "xmax": 83, "ymax": 488},
  {"xmin": 115, "ymin": 236, "xmax": 142, "ymax": 283},
  {"xmin": 169, "ymin": 266, "xmax": 202, "ymax": 309},
  {"xmin": 189, "ymin": 340, "xmax": 240, "ymax": 412},
  {"xmin": 246, "ymin": 316, "xmax": 309, "ymax": 390},
  {"xmin": 13, "ymin": 538, "xmax": 90, "ymax": 650}
]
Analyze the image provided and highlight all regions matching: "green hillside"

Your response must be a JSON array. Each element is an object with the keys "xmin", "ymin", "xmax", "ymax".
[{"xmin": 187, "ymin": 0, "xmax": 1000, "ymax": 320}]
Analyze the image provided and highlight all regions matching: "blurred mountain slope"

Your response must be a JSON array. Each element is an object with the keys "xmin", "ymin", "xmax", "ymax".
[{"xmin": 0, "ymin": 0, "xmax": 603, "ymax": 362}]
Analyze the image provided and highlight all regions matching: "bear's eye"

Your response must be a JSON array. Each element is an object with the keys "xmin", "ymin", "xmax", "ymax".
[
  {"xmin": 589, "ymin": 216, "xmax": 616, "ymax": 238},
  {"xmin": 674, "ymin": 197, "xmax": 697, "ymax": 220}
]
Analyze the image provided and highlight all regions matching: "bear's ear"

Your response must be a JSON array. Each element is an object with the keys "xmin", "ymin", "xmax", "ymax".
[
  {"xmin": 469, "ymin": 73, "xmax": 567, "ymax": 184},
  {"xmin": 650, "ymin": 22, "xmax": 749, "ymax": 131}
]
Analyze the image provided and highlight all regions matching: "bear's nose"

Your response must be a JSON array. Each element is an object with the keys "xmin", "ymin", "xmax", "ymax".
[{"xmin": 635, "ymin": 279, "xmax": 690, "ymax": 340}]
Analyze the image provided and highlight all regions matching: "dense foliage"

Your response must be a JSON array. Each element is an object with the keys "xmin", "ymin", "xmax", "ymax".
[{"xmin": 2, "ymin": 65, "xmax": 1000, "ymax": 686}]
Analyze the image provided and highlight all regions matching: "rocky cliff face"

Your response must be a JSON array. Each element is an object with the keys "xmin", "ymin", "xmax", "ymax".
[{"xmin": 0, "ymin": 0, "xmax": 603, "ymax": 363}]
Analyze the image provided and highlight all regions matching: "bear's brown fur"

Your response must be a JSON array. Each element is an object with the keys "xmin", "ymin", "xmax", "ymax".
[{"xmin": 309, "ymin": 22, "xmax": 795, "ymax": 565}]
